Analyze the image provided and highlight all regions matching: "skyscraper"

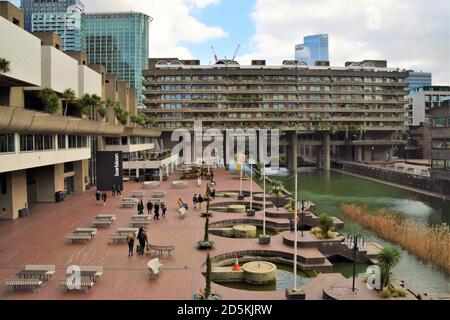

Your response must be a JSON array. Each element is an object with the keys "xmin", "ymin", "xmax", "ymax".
[
  {"xmin": 86, "ymin": 12, "xmax": 151, "ymax": 106},
  {"xmin": 21, "ymin": 0, "xmax": 86, "ymax": 52},
  {"xmin": 407, "ymin": 71, "xmax": 432, "ymax": 93},
  {"xmin": 295, "ymin": 34, "xmax": 329, "ymax": 66}
]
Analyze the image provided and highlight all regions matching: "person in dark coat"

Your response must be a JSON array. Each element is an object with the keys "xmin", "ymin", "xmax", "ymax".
[
  {"xmin": 147, "ymin": 201, "xmax": 153, "ymax": 216},
  {"xmin": 95, "ymin": 191, "xmax": 101, "ymax": 206},
  {"xmin": 193, "ymin": 194, "xmax": 198, "ymax": 209},
  {"xmin": 197, "ymin": 195, "xmax": 204, "ymax": 210},
  {"xmin": 101, "ymin": 192, "xmax": 107, "ymax": 206},
  {"xmin": 136, "ymin": 227, "xmax": 148, "ymax": 255},
  {"xmin": 127, "ymin": 233, "xmax": 135, "ymax": 257},
  {"xmin": 154, "ymin": 202, "xmax": 160, "ymax": 220},
  {"xmin": 161, "ymin": 202, "xmax": 167, "ymax": 218},
  {"xmin": 112, "ymin": 184, "xmax": 117, "ymax": 197},
  {"xmin": 138, "ymin": 199, "xmax": 144, "ymax": 215}
]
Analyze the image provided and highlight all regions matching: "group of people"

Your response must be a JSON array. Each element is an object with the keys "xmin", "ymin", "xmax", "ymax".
[
  {"xmin": 111, "ymin": 184, "xmax": 122, "ymax": 197},
  {"xmin": 127, "ymin": 227, "xmax": 149, "ymax": 257},
  {"xmin": 137, "ymin": 199, "xmax": 167, "ymax": 220},
  {"xmin": 95, "ymin": 191, "xmax": 108, "ymax": 206}
]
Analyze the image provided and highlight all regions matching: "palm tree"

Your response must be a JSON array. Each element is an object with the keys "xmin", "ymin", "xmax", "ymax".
[
  {"xmin": 204, "ymin": 253, "xmax": 212, "ymax": 299},
  {"xmin": 38, "ymin": 88, "xmax": 59, "ymax": 114},
  {"xmin": 62, "ymin": 88, "xmax": 76, "ymax": 116},
  {"xmin": 378, "ymin": 246, "xmax": 401, "ymax": 289},
  {"xmin": 0, "ymin": 58, "xmax": 10, "ymax": 73},
  {"xmin": 318, "ymin": 213, "xmax": 335, "ymax": 239}
]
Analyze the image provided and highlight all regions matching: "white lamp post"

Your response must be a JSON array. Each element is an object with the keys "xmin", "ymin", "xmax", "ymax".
[
  {"xmin": 258, "ymin": 162, "xmax": 270, "ymax": 244},
  {"xmin": 294, "ymin": 168, "xmax": 298, "ymax": 291}
]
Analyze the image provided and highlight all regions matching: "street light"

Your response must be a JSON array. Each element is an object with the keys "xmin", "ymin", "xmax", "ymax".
[
  {"xmin": 346, "ymin": 234, "xmax": 366, "ymax": 292},
  {"xmin": 272, "ymin": 185, "xmax": 281, "ymax": 211}
]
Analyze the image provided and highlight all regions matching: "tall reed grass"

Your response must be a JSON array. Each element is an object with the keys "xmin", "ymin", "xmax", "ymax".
[{"xmin": 341, "ymin": 204, "xmax": 450, "ymax": 274}]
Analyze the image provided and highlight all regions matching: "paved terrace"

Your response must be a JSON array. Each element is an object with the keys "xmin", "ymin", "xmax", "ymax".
[{"xmin": 0, "ymin": 168, "xmax": 387, "ymax": 300}]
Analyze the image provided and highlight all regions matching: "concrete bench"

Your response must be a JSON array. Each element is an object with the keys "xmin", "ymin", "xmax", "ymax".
[
  {"xmin": 130, "ymin": 220, "xmax": 151, "ymax": 227},
  {"xmin": 171, "ymin": 181, "xmax": 188, "ymax": 189},
  {"xmin": 116, "ymin": 228, "xmax": 139, "ymax": 235},
  {"xmin": 59, "ymin": 279, "xmax": 94, "ymax": 293},
  {"xmin": 96, "ymin": 215, "xmax": 116, "ymax": 222},
  {"xmin": 74, "ymin": 228, "xmax": 98, "ymax": 238},
  {"xmin": 5, "ymin": 279, "xmax": 43, "ymax": 293},
  {"xmin": 148, "ymin": 244, "xmax": 175, "ymax": 256},
  {"xmin": 67, "ymin": 233, "xmax": 92, "ymax": 243},
  {"xmin": 147, "ymin": 258, "xmax": 163, "ymax": 280},
  {"xmin": 151, "ymin": 191, "xmax": 167, "ymax": 198},
  {"xmin": 132, "ymin": 190, "xmax": 146, "ymax": 198},
  {"xmin": 25, "ymin": 265, "xmax": 56, "ymax": 279},
  {"xmin": 108, "ymin": 233, "xmax": 128, "ymax": 244},
  {"xmin": 91, "ymin": 219, "xmax": 112, "ymax": 228},
  {"xmin": 120, "ymin": 198, "xmax": 138, "ymax": 208},
  {"xmin": 143, "ymin": 181, "xmax": 160, "ymax": 189}
]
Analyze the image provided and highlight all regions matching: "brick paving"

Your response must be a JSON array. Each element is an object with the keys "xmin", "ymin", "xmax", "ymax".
[{"xmin": 0, "ymin": 168, "xmax": 365, "ymax": 300}]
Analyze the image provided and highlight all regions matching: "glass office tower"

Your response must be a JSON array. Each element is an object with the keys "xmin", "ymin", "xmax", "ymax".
[
  {"xmin": 295, "ymin": 34, "xmax": 329, "ymax": 66},
  {"xmin": 86, "ymin": 12, "xmax": 151, "ymax": 106},
  {"xmin": 407, "ymin": 71, "xmax": 432, "ymax": 93},
  {"xmin": 21, "ymin": 0, "xmax": 86, "ymax": 52}
]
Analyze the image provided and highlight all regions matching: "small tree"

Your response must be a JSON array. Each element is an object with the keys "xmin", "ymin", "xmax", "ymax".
[
  {"xmin": 39, "ymin": 88, "xmax": 59, "ymax": 114},
  {"xmin": 204, "ymin": 253, "xmax": 212, "ymax": 299},
  {"xmin": 0, "ymin": 58, "xmax": 11, "ymax": 73},
  {"xmin": 378, "ymin": 246, "xmax": 401, "ymax": 289},
  {"xmin": 62, "ymin": 88, "xmax": 76, "ymax": 116},
  {"xmin": 204, "ymin": 217, "xmax": 210, "ymax": 243},
  {"xmin": 318, "ymin": 213, "xmax": 335, "ymax": 239}
]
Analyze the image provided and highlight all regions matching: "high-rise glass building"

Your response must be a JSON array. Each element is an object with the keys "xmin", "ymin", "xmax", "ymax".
[
  {"xmin": 295, "ymin": 34, "xmax": 329, "ymax": 66},
  {"xmin": 407, "ymin": 71, "xmax": 432, "ymax": 93},
  {"xmin": 21, "ymin": 0, "xmax": 86, "ymax": 52},
  {"xmin": 86, "ymin": 12, "xmax": 151, "ymax": 106}
]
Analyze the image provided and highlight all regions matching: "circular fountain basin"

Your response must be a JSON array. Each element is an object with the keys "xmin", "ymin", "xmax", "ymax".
[
  {"xmin": 242, "ymin": 261, "xmax": 277, "ymax": 285},
  {"xmin": 228, "ymin": 205, "xmax": 246, "ymax": 213},
  {"xmin": 233, "ymin": 224, "xmax": 257, "ymax": 238}
]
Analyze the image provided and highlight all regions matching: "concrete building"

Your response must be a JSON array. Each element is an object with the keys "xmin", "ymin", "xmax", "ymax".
[
  {"xmin": 407, "ymin": 71, "xmax": 432, "ymax": 92},
  {"xmin": 430, "ymin": 100, "xmax": 450, "ymax": 196},
  {"xmin": 407, "ymin": 86, "xmax": 450, "ymax": 126},
  {"xmin": 295, "ymin": 34, "xmax": 329, "ymax": 66},
  {"xmin": 21, "ymin": 0, "xmax": 86, "ymax": 52},
  {"xmin": 86, "ymin": 12, "xmax": 152, "ymax": 106},
  {"xmin": 0, "ymin": 8, "xmax": 162, "ymax": 220},
  {"xmin": 403, "ymin": 124, "xmax": 431, "ymax": 160},
  {"xmin": 0, "ymin": 1, "xmax": 23, "ymax": 28},
  {"xmin": 142, "ymin": 58, "xmax": 408, "ymax": 170}
]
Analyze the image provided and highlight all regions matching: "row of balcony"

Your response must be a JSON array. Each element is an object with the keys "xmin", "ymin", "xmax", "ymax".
[
  {"xmin": 143, "ymin": 98, "xmax": 409, "ymax": 105},
  {"xmin": 144, "ymin": 89, "xmax": 406, "ymax": 95},
  {"xmin": 150, "ymin": 116, "xmax": 405, "ymax": 122},
  {"xmin": 143, "ymin": 107, "xmax": 406, "ymax": 113}
]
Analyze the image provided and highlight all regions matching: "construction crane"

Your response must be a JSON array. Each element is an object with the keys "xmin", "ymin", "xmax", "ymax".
[
  {"xmin": 232, "ymin": 44, "xmax": 241, "ymax": 61},
  {"xmin": 211, "ymin": 46, "xmax": 219, "ymax": 63}
]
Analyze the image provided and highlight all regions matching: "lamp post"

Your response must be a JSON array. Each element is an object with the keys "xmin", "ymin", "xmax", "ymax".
[
  {"xmin": 250, "ymin": 162, "xmax": 253, "ymax": 211},
  {"xmin": 301, "ymin": 200, "xmax": 306, "ymax": 237},
  {"xmin": 346, "ymin": 234, "xmax": 365, "ymax": 292},
  {"xmin": 293, "ymin": 169, "xmax": 298, "ymax": 291}
]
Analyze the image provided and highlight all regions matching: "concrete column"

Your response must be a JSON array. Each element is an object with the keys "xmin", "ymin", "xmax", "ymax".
[
  {"xmin": 323, "ymin": 133, "xmax": 331, "ymax": 171},
  {"xmin": 356, "ymin": 146, "xmax": 363, "ymax": 163},
  {"xmin": 74, "ymin": 159, "xmax": 89, "ymax": 192},
  {"xmin": 9, "ymin": 87, "xmax": 24, "ymax": 108},
  {"xmin": 316, "ymin": 147, "xmax": 323, "ymax": 169},
  {"xmin": 35, "ymin": 164, "xmax": 64, "ymax": 202},
  {"xmin": 159, "ymin": 167, "xmax": 163, "ymax": 182},
  {"xmin": 0, "ymin": 171, "xmax": 27, "ymax": 220}
]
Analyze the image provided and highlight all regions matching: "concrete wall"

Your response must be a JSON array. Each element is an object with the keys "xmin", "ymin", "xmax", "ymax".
[
  {"xmin": 41, "ymin": 46, "xmax": 78, "ymax": 95},
  {"xmin": 0, "ymin": 16, "xmax": 41, "ymax": 86},
  {"xmin": 78, "ymin": 65, "xmax": 102, "ymax": 97},
  {"xmin": 74, "ymin": 159, "xmax": 89, "ymax": 192},
  {"xmin": 0, "ymin": 170, "xmax": 27, "ymax": 220},
  {"xmin": 35, "ymin": 164, "xmax": 64, "ymax": 202},
  {"xmin": 0, "ymin": 2, "xmax": 24, "ymax": 28}
]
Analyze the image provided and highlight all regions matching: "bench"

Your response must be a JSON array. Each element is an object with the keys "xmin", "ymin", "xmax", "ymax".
[
  {"xmin": 91, "ymin": 219, "xmax": 112, "ymax": 228},
  {"xmin": 79, "ymin": 266, "xmax": 103, "ymax": 280},
  {"xmin": 130, "ymin": 220, "xmax": 151, "ymax": 227},
  {"xmin": 171, "ymin": 181, "xmax": 188, "ymax": 189},
  {"xmin": 59, "ymin": 279, "xmax": 95, "ymax": 293},
  {"xmin": 151, "ymin": 191, "xmax": 167, "ymax": 198},
  {"xmin": 121, "ymin": 198, "xmax": 137, "ymax": 208},
  {"xmin": 96, "ymin": 215, "xmax": 116, "ymax": 222},
  {"xmin": 108, "ymin": 233, "xmax": 128, "ymax": 244},
  {"xmin": 148, "ymin": 244, "xmax": 175, "ymax": 256},
  {"xmin": 147, "ymin": 258, "xmax": 163, "ymax": 280},
  {"xmin": 74, "ymin": 228, "xmax": 98, "ymax": 238},
  {"xmin": 132, "ymin": 190, "xmax": 146, "ymax": 198},
  {"xmin": 25, "ymin": 265, "xmax": 56, "ymax": 279},
  {"xmin": 143, "ymin": 181, "xmax": 160, "ymax": 189},
  {"xmin": 5, "ymin": 279, "xmax": 43, "ymax": 293},
  {"xmin": 67, "ymin": 233, "xmax": 92, "ymax": 243},
  {"xmin": 116, "ymin": 228, "xmax": 139, "ymax": 235}
]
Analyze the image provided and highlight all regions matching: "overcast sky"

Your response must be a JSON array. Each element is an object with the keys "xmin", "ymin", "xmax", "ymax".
[{"xmin": 13, "ymin": 0, "xmax": 450, "ymax": 84}]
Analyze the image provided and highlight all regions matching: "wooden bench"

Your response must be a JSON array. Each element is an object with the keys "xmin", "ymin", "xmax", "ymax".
[
  {"xmin": 148, "ymin": 244, "xmax": 175, "ymax": 256},
  {"xmin": 59, "ymin": 279, "xmax": 95, "ymax": 293},
  {"xmin": 120, "ymin": 198, "xmax": 137, "ymax": 208},
  {"xmin": 25, "ymin": 265, "xmax": 56, "ymax": 279},
  {"xmin": 67, "ymin": 233, "xmax": 91, "ymax": 243},
  {"xmin": 147, "ymin": 258, "xmax": 163, "ymax": 280},
  {"xmin": 108, "ymin": 233, "xmax": 128, "ymax": 244},
  {"xmin": 5, "ymin": 279, "xmax": 43, "ymax": 293},
  {"xmin": 91, "ymin": 219, "xmax": 112, "ymax": 228}
]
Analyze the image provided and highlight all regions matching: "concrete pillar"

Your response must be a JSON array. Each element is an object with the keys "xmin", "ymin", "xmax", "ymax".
[
  {"xmin": 356, "ymin": 146, "xmax": 363, "ymax": 163},
  {"xmin": 0, "ymin": 171, "xmax": 27, "ymax": 220},
  {"xmin": 35, "ymin": 164, "xmax": 64, "ymax": 202},
  {"xmin": 323, "ymin": 133, "xmax": 331, "ymax": 171},
  {"xmin": 316, "ymin": 147, "xmax": 323, "ymax": 169},
  {"xmin": 159, "ymin": 167, "xmax": 163, "ymax": 182},
  {"xmin": 74, "ymin": 159, "xmax": 89, "ymax": 192},
  {"xmin": 9, "ymin": 87, "xmax": 24, "ymax": 108}
]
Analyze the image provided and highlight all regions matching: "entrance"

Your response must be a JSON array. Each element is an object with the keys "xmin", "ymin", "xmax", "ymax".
[
  {"xmin": 26, "ymin": 170, "xmax": 37, "ymax": 204},
  {"xmin": 64, "ymin": 176, "xmax": 75, "ymax": 195}
]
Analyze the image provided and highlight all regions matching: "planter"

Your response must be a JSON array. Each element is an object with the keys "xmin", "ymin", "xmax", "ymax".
[
  {"xmin": 238, "ymin": 195, "xmax": 245, "ymax": 201},
  {"xmin": 258, "ymin": 235, "xmax": 271, "ymax": 245},
  {"xmin": 197, "ymin": 241, "xmax": 215, "ymax": 250},
  {"xmin": 285, "ymin": 288, "xmax": 306, "ymax": 300},
  {"xmin": 246, "ymin": 209, "xmax": 256, "ymax": 217},
  {"xmin": 201, "ymin": 212, "xmax": 213, "ymax": 218}
]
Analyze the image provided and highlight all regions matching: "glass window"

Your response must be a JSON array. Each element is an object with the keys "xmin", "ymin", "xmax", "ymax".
[
  {"xmin": 0, "ymin": 173, "xmax": 6, "ymax": 195},
  {"xmin": 433, "ymin": 117, "xmax": 446, "ymax": 128},
  {"xmin": 20, "ymin": 134, "xmax": 34, "ymax": 152},
  {"xmin": 58, "ymin": 135, "xmax": 66, "ymax": 149},
  {"xmin": 432, "ymin": 140, "xmax": 448, "ymax": 149},
  {"xmin": 0, "ymin": 134, "xmax": 15, "ymax": 153},
  {"xmin": 432, "ymin": 160, "xmax": 445, "ymax": 169}
]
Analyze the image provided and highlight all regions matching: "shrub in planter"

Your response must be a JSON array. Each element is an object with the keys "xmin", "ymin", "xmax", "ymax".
[
  {"xmin": 197, "ymin": 217, "xmax": 214, "ymax": 249},
  {"xmin": 193, "ymin": 254, "xmax": 221, "ymax": 300}
]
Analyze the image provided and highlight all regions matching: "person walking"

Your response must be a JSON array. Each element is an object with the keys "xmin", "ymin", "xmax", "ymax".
[
  {"xmin": 112, "ymin": 184, "xmax": 116, "ymax": 197},
  {"xmin": 193, "ymin": 194, "xmax": 198, "ymax": 209},
  {"xmin": 101, "ymin": 192, "xmax": 108, "ymax": 206},
  {"xmin": 154, "ymin": 202, "xmax": 160, "ymax": 220},
  {"xmin": 198, "ymin": 194, "xmax": 204, "ymax": 210},
  {"xmin": 138, "ymin": 199, "xmax": 144, "ymax": 215},
  {"xmin": 126, "ymin": 233, "xmax": 135, "ymax": 257},
  {"xmin": 147, "ymin": 200, "xmax": 153, "ymax": 216},
  {"xmin": 116, "ymin": 186, "xmax": 122, "ymax": 197},
  {"xmin": 137, "ymin": 227, "xmax": 148, "ymax": 255},
  {"xmin": 95, "ymin": 191, "xmax": 101, "ymax": 206},
  {"xmin": 161, "ymin": 202, "xmax": 167, "ymax": 218}
]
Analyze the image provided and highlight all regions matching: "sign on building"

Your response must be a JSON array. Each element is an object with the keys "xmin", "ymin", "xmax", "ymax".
[{"xmin": 96, "ymin": 151, "xmax": 123, "ymax": 192}]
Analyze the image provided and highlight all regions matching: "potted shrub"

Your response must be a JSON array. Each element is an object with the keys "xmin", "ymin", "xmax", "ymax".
[
  {"xmin": 311, "ymin": 213, "xmax": 336, "ymax": 239},
  {"xmin": 193, "ymin": 254, "xmax": 221, "ymax": 300},
  {"xmin": 377, "ymin": 246, "xmax": 406, "ymax": 298},
  {"xmin": 197, "ymin": 217, "xmax": 214, "ymax": 249}
]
